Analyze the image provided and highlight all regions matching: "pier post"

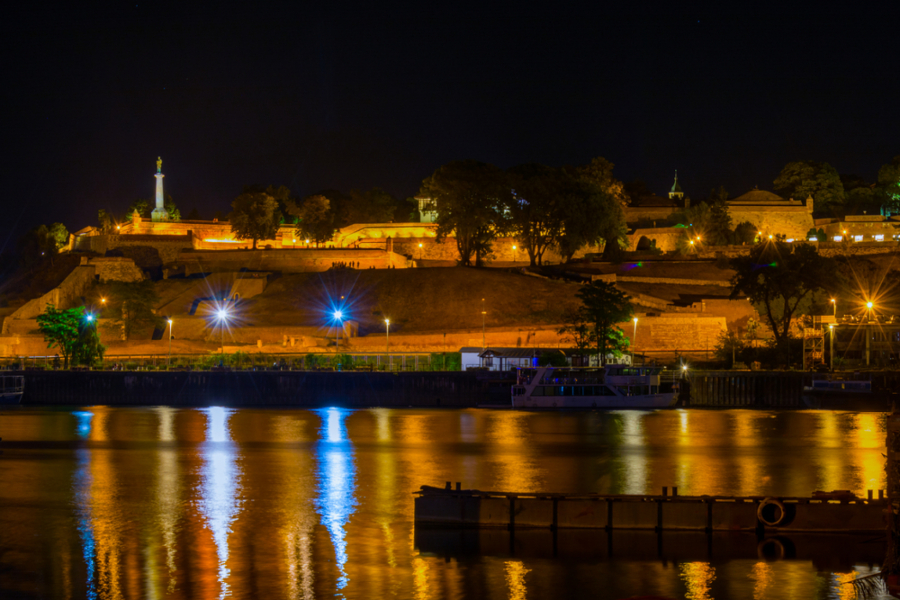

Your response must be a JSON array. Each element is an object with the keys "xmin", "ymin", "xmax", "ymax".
[{"xmin": 883, "ymin": 408, "xmax": 900, "ymax": 583}]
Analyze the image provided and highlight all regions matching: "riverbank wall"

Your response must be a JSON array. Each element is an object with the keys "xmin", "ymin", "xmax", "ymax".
[
  {"xmin": 18, "ymin": 370, "xmax": 510, "ymax": 407},
  {"xmin": 12, "ymin": 369, "xmax": 900, "ymax": 408}
]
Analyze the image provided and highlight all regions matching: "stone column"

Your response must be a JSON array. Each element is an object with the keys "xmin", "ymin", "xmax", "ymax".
[{"xmin": 151, "ymin": 160, "xmax": 169, "ymax": 222}]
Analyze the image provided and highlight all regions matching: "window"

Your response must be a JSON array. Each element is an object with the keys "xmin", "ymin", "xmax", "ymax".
[
  {"xmin": 834, "ymin": 235, "xmax": 843, "ymax": 242},
  {"xmin": 854, "ymin": 235, "xmax": 863, "ymax": 242},
  {"xmin": 875, "ymin": 234, "xmax": 884, "ymax": 241}
]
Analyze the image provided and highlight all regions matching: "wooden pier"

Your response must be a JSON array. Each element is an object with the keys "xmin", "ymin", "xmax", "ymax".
[{"xmin": 414, "ymin": 484, "xmax": 888, "ymax": 533}]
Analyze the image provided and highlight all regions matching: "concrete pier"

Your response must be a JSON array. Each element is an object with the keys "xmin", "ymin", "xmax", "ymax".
[{"xmin": 414, "ymin": 485, "xmax": 888, "ymax": 533}]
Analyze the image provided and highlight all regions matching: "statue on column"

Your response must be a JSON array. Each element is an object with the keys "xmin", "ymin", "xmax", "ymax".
[{"xmin": 156, "ymin": 156, "xmax": 162, "ymax": 174}]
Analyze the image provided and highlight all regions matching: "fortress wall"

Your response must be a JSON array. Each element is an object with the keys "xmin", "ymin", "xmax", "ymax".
[
  {"xmin": 176, "ymin": 248, "xmax": 409, "ymax": 274},
  {"xmin": 88, "ymin": 257, "xmax": 145, "ymax": 282},
  {"xmin": 2, "ymin": 266, "xmax": 96, "ymax": 329},
  {"xmin": 628, "ymin": 229, "xmax": 682, "ymax": 252},
  {"xmin": 728, "ymin": 206, "xmax": 814, "ymax": 238},
  {"xmin": 624, "ymin": 206, "xmax": 679, "ymax": 224}
]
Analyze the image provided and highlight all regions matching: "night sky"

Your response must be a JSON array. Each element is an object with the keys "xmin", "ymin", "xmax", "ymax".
[{"xmin": 3, "ymin": 2, "xmax": 898, "ymax": 249}]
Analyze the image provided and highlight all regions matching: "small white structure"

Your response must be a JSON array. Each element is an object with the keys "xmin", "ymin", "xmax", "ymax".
[{"xmin": 461, "ymin": 346, "xmax": 632, "ymax": 371}]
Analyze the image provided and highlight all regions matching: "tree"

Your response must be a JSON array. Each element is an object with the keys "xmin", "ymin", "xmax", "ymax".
[
  {"xmin": 713, "ymin": 330, "xmax": 744, "ymax": 368},
  {"xmin": 730, "ymin": 242, "xmax": 839, "ymax": 361},
  {"xmin": 557, "ymin": 309, "xmax": 595, "ymax": 364},
  {"xmin": 773, "ymin": 161, "xmax": 845, "ymax": 215},
  {"xmin": 98, "ymin": 209, "xmax": 115, "ymax": 232},
  {"xmin": 102, "ymin": 281, "xmax": 162, "ymax": 341},
  {"xmin": 126, "ymin": 199, "xmax": 152, "ymax": 220},
  {"xmin": 709, "ymin": 186, "xmax": 729, "ymax": 203},
  {"xmin": 18, "ymin": 225, "xmax": 57, "ymax": 268},
  {"xmin": 228, "ymin": 190, "xmax": 282, "ymax": 249},
  {"xmin": 878, "ymin": 156, "xmax": 900, "ymax": 216},
  {"xmin": 577, "ymin": 157, "xmax": 628, "ymax": 209},
  {"xmin": 623, "ymin": 179, "xmax": 652, "ymax": 205},
  {"xmin": 420, "ymin": 160, "xmax": 509, "ymax": 267},
  {"xmin": 165, "ymin": 197, "xmax": 181, "ymax": 221},
  {"xmin": 36, "ymin": 304, "xmax": 84, "ymax": 369},
  {"xmin": 733, "ymin": 221, "xmax": 758, "ymax": 245},
  {"xmin": 290, "ymin": 195, "xmax": 336, "ymax": 247},
  {"xmin": 506, "ymin": 164, "xmax": 566, "ymax": 266},
  {"xmin": 341, "ymin": 188, "xmax": 398, "ymax": 226},
  {"xmin": 73, "ymin": 318, "xmax": 106, "ymax": 366},
  {"xmin": 575, "ymin": 280, "xmax": 634, "ymax": 365},
  {"xmin": 186, "ymin": 207, "xmax": 202, "ymax": 220},
  {"xmin": 48, "ymin": 222, "xmax": 69, "ymax": 251},
  {"xmin": 706, "ymin": 201, "xmax": 733, "ymax": 245},
  {"xmin": 548, "ymin": 165, "xmax": 629, "ymax": 263}
]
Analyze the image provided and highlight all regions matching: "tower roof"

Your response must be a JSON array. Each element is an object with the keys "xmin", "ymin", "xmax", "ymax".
[{"xmin": 670, "ymin": 171, "xmax": 682, "ymax": 193}]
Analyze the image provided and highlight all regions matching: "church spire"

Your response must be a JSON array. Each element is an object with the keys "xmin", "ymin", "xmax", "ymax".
[{"xmin": 669, "ymin": 170, "xmax": 684, "ymax": 200}]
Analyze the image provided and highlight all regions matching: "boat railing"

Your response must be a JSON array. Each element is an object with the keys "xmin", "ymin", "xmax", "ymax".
[{"xmin": 0, "ymin": 375, "xmax": 24, "ymax": 393}]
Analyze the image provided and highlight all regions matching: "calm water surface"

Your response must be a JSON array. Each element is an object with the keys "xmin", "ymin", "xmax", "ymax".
[{"xmin": 0, "ymin": 407, "xmax": 892, "ymax": 599}]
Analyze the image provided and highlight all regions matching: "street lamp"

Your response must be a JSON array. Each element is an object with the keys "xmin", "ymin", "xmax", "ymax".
[
  {"xmin": 481, "ymin": 298, "xmax": 487, "ymax": 351},
  {"xmin": 167, "ymin": 319, "xmax": 173, "ymax": 368},
  {"xmin": 632, "ymin": 317, "xmax": 638, "ymax": 366},
  {"xmin": 830, "ymin": 298, "xmax": 836, "ymax": 318},
  {"xmin": 865, "ymin": 301, "xmax": 874, "ymax": 366},
  {"xmin": 216, "ymin": 308, "xmax": 230, "ymax": 356},
  {"xmin": 829, "ymin": 325, "xmax": 835, "ymax": 371},
  {"xmin": 385, "ymin": 318, "xmax": 391, "ymax": 371},
  {"xmin": 334, "ymin": 310, "xmax": 343, "ymax": 349}
]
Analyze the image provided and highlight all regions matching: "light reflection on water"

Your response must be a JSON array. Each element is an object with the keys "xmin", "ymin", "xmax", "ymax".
[
  {"xmin": 198, "ymin": 407, "xmax": 242, "ymax": 599},
  {"xmin": 0, "ymin": 407, "xmax": 893, "ymax": 599},
  {"xmin": 314, "ymin": 407, "xmax": 357, "ymax": 595}
]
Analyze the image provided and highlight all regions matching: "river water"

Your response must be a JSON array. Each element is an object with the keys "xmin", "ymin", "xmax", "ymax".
[{"xmin": 0, "ymin": 407, "xmax": 893, "ymax": 599}]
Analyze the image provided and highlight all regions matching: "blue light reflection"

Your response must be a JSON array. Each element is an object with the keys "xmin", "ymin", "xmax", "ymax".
[
  {"xmin": 198, "ymin": 407, "xmax": 242, "ymax": 599},
  {"xmin": 74, "ymin": 411, "xmax": 93, "ymax": 439},
  {"xmin": 73, "ymin": 448, "xmax": 96, "ymax": 599},
  {"xmin": 314, "ymin": 407, "xmax": 357, "ymax": 595}
]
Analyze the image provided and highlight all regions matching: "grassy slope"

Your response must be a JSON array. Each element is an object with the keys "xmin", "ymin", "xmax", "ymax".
[{"xmin": 247, "ymin": 267, "xmax": 586, "ymax": 335}]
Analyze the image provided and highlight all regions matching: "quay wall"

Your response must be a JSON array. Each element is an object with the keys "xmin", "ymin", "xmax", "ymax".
[
  {"xmin": 16, "ymin": 369, "xmax": 900, "ymax": 408},
  {"xmin": 19, "ymin": 370, "xmax": 507, "ymax": 407}
]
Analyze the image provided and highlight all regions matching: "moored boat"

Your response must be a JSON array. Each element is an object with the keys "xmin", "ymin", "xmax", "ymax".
[
  {"xmin": 0, "ymin": 374, "xmax": 24, "ymax": 405},
  {"xmin": 511, "ymin": 365, "xmax": 678, "ymax": 409}
]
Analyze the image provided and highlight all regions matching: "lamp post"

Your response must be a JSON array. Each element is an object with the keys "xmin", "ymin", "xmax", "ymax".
[
  {"xmin": 829, "ymin": 325, "xmax": 835, "ymax": 371},
  {"xmin": 481, "ymin": 298, "xmax": 486, "ymax": 352},
  {"xmin": 334, "ymin": 310, "xmax": 343, "ymax": 349},
  {"xmin": 216, "ymin": 309, "xmax": 229, "ymax": 356},
  {"xmin": 167, "ymin": 319, "xmax": 173, "ymax": 367},
  {"xmin": 831, "ymin": 298, "xmax": 836, "ymax": 318},
  {"xmin": 385, "ymin": 318, "xmax": 390, "ymax": 371},
  {"xmin": 632, "ymin": 317, "xmax": 638, "ymax": 367},
  {"xmin": 866, "ymin": 301, "xmax": 874, "ymax": 366}
]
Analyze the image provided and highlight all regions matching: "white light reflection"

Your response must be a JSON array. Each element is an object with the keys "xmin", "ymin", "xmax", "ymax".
[
  {"xmin": 613, "ymin": 410, "xmax": 648, "ymax": 494},
  {"xmin": 155, "ymin": 407, "xmax": 179, "ymax": 591},
  {"xmin": 314, "ymin": 408, "xmax": 358, "ymax": 596},
  {"xmin": 198, "ymin": 407, "xmax": 242, "ymax": 599}
]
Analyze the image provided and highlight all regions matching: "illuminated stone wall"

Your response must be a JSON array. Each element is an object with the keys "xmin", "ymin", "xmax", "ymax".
[
  {"xmin": 175, "ymin": 248, "xmax": 410, "ymax": 275},
  {"xmin": 728, "ymin": 205, "xmax": 814, "ymax": 239}
]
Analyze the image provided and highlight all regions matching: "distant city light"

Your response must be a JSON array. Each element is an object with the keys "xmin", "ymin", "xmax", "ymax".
[{"xmin": 334, "ymin": 310, "xmax": 343, "ymax": 321}]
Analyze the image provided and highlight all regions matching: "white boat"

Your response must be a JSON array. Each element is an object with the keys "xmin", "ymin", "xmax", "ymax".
[
  {"xmin": 0, "ymin": 375, "xmax": 24, "ymax": 405},
  {"xmin": 511, "ymin": 365, "xmax": 679, "ymax": 409}
]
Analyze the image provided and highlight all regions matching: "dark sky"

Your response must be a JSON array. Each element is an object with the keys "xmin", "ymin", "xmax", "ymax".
[{"xmin": 3, "ymin": 2, "xmax": 898, "ymax": 248}]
